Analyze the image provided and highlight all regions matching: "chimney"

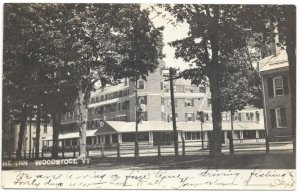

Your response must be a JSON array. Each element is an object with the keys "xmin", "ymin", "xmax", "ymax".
[{"xmin": 271, "ymin": 28, "xmax": 279, "ymax": 56}]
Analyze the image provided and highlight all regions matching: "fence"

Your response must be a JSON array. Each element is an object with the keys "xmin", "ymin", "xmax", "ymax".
[{"xmin": 2, "ymin": 138, "xmax": 293, "ymax": 160}]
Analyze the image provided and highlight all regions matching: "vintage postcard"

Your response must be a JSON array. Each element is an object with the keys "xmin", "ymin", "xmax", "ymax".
[{"xmin": 1, "ymin": 1, "xmax": 296, "ymax": 190}]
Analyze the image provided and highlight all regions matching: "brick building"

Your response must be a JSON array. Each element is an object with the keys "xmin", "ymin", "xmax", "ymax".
[{"xmin": 43, "ymin": 60, "xmax": 265, "ymax": 148}]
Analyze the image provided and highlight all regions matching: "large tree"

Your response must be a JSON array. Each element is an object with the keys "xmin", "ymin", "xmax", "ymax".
[
  {"xmin": 219, "ymin": 48, "xmax": 262, "ymax": 154},
  {"xmin": 4, "ymin": 4, "xmax": 164, "ymax": 159},
  {"xmin": 164, "ymin": 5, "xmax": 250, "ymax": 157}
]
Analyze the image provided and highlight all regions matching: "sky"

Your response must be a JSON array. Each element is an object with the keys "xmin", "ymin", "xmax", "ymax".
[{"xmin": 141, "ymin": 4, "xmax": 191, "ymax": 70}]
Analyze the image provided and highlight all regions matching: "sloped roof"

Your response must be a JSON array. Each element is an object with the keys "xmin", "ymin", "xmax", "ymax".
[
  {"xmin": 90, "ymin": 83, "xmax": 129, "ymax": 97},
  {"xmin": 259, "ymin": 49, "xmax": 289, "ymax": 73}
]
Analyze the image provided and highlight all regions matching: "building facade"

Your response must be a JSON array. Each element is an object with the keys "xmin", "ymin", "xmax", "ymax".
[
  {"xmin": 43, "ymin": 60, "xmax": 265, "ymax": 148},
  {"xmin": 259, "ymin": 49, "xmax": 292, "ymax": 140}
]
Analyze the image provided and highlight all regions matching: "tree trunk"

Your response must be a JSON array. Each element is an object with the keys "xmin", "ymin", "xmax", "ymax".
[
  {"xmin": 285, "ymin": 5, "xmax": 296, "ymax": 155},
  {"xmin": 78, "ymin": 91, "xmax": 88, "ymax": 159},
  {"xmin": 51, "ymin": 111, "xmax": 62, "ymax": 159},
  {"xmin": 209, "ymin": 5, "xmax": 223, "ymax": 157},
  {"xmin": 209, "ymin": 79, "xmax": 223, "ymax": 157},
  {"xmin": 35, "ymin": 104, "xmax": 41, "ymax": 159},
  {"xmin": 16, "ymin": 104, "xmax": 28, "ymax": 159}
]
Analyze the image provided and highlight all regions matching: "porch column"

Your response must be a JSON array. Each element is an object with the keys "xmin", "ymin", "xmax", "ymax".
[
  {"xmin": 224, "ymin": 131, "xmax": 228, "ymax": 146},
  {"xmin": 102, "ymin": 136, "xmax": 105, "ymax": 144},
  {"xmin": 118, "ymin": 134, "xmax": 122, "ymax": 143},
  {"xmin": 256, "ymin": 130, "xmax": 260, "ymax": 142},
  {"xmin": 149, "ymin": 132, "xmax": 153, "ymax": 144},
  {"xmin": 109, "ymin": 135, "xmax": 113, "ymax": 144},
  {"xmin": 178, "ymin": 131, "xmax": 182, "ymax": 142},
  {"xmin": 240, "ymin": 131, "xmax": 243, "ymax": 139}
]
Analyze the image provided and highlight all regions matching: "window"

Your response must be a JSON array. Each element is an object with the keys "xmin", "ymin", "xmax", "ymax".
[
  {"xmin": 185, "ymin": 86, "xmax": 191, "ymax": 93},
  {"xmin": 258, "ymin": 130, "xmax": 265, "ymax": 139},
  {"xmin": 65, "ymin": 139, "xmax": 71, "ymax": 146},
  {"xmin": 161, "ymin": 112, "xmax": 165, "ymax": 121},
  {"xmin": 160, "ymin": 82, "xmax": 163, "ymax": 90},
  {"xmin": 246, "ymin": 113, "xmax": 254, "ymax": 121},
  {"xmin": 233, "ymin": 131, "xmax": 241, "ymax": 139},
  {"xmin": 43, "ymin": 124, "xmax": 48, "ymax": 134},
  {"xmin": 222, "ymin": 113, "xmax": 229, "ymax": 121},
  {"xmin": 122, "ymin": 90, "xmax": 128, "ymax": 97},
  {"xmin": 138, "ymin": 96, "xmax": 147, "ymax": 105},
  {"xmin": 204, "ymin": 113, "xmax": 209, "ymax": 121},
  {"xmin": 185, "ymin": 99, "xmax": 194, "ymax": 107},
  {"xmin": 270, "ymin": 108, "xmax": 287, "ymax": 128},
  {"xmin": 238, "ymin": 113, "xmax": 242, "ymax": 121},
  {"xmin": 96, "ymin": 97, "xmax": 99, "ymax": 102},
  {"xmin": 269, "ymin": 76, "xmax": 289, "ymax": 97},
  {"xmin": 243, "ymin": 130, "xmax": 256, "ymax": 139},
  {"xmin": 122, "ymin": 101, "xmax": 129, "ymax": 110},
  {"xmin": 185, "ymin": 113, "xmax": 194, "ymax": 122},
  {"xmin": 112, "ymin": 134, "xmax": 118, "ymax": 143},
  {"xmin": 176, "ymin": 85, "xmax": 184, "ymax": 93},
  {"xmin": 165, "ymin": 86, "xmax": 170, "ymax": 93},
  {"xmin": 234, "ymin": 113, "xmax": 239, "ymax": 121},
  {"xmin": 87, "ymin": 137, "xmax": 93, "ymax": 145},
  {"xmin": 138, "ymin": 80, "xmax": 144, "ymax": 89},
  {"xmin": 76, "ymin": 110, "xmax": 80, "ymax": 118},
  {"xmin": 190, "ymin": 87, "xmax": 194, "ymax": 93},
  {"xmin": 273, "ymin": 76, "xmax": 284, "ymax": 96},
  {"xmin": 275, "ymin": 108, "xmax": 287, "ymax": 128},
  {"xmin": 185, "ymin": 132, "xmax": 201, "ymax": 140},
  {"xmin": 91, "ymin": 98, "xmax": 95, "ymax": 103},
  {"xmin": 207, "ymin": 98, "xmax": 212, "ymax": 107},
  {"xmin": 161, "ymin": 97, "xmax": 165, "ymax": 106},
  {"xmin": 256, "ymin": 111, "xmax": 260, "ymax": 122}
]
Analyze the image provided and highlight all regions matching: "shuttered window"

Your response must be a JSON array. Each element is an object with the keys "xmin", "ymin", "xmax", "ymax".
[
  {"xmin": 275, "ymin": 108, "xmax": 287, "ymax": 128},
  {"xmin": 269, "ymin": 76, "xmax": 289, "ymax": 98},
  {"xmin": 270, "ymin": 108, "xmax": 287, "ymax": 128},
  {"xmin": 273, "ymin": 76, "xmax": 284, "ymax": 96},
  {"xmin": 185, "ymin": 113, "xmax": 194, "ymax": 122}
]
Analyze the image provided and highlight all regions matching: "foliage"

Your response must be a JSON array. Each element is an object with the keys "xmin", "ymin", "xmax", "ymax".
[
  {"xmin": 3, "ymin": 3, "xmax": 164, "ymax": 158},
  {"xmin": 220, "ymin": 48, "xmax": 262, "ymax": 114}
]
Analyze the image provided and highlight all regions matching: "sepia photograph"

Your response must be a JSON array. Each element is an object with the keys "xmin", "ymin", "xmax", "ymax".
[{"xmin": 1, "ymin": 1, "xmax": 296, "ymax": 190}]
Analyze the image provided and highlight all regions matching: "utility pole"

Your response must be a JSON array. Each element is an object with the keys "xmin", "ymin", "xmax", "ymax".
[
  {"xmin": 169, "ymin": 67, "xmax": 178, "ymax": 156},
  {"xmin": 134, "ymin": 78, "xmax": 139, "ymax": 158},
  {"xmin": 29, "ymin": 115, "xmax": 32, "ymax": 159}
]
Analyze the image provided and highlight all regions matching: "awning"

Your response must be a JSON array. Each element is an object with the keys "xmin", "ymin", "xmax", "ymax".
[
  {"xmin": 43, "ymin": 129, "xmax": 98, "ymax": 141},
  {"xmin": 43, "ymin": 121, "xmax": 265, "ymax": 141},
  {"xmin": 88, "ymin": 98, "xmax": 121, "ymax": 108}
]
